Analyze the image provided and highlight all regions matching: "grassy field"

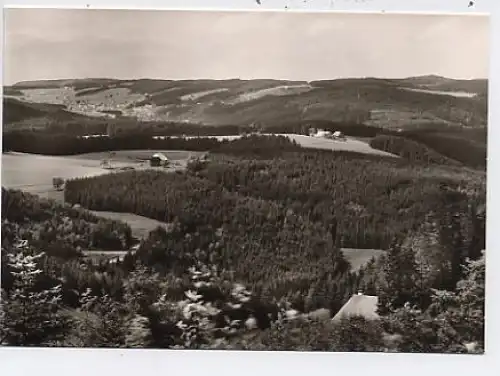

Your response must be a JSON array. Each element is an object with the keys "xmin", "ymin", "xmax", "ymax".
[
  {"xmin": 1, "ymin": 151, "xmax": 185, "ymax": 241},
  {"xmin": 177, "ymin": 134, "xmax": 398, "ymax": 158},
  {"xmin": 72, "ymin": 149, "xmax": 203, "ymax": 162},
  {"xmin": 1, "ymin": 153, "xmax": 111, "ymax": 197},
  {"xmin": 88, "ymin": 210, "xmax": 168, "ymax": 239},
  {"xmin": 1, "ymin": 150, "xmax": 197, "ymax": 200},
  {"xmin": 341, "ymin": 248, "xmax": 385, "ymax": 271},
  {"xmin": 284, "ymin": 134, "xmax": 398, "ymax": 157}
]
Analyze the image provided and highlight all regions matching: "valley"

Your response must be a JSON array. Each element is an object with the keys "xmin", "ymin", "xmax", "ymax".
[{"xmin": 2, "ymin": 75, "xmax": 487, "ymax": 353}]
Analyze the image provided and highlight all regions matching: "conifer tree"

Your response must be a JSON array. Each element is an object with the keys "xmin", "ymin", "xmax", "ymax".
[
  {"xmin": 429, "ymin": 251, "xmax": 485, "ymax": 350},
  {"xmin": 74, "ymin": 289, "xmax": 129, "ymax": 347},
  {"xmin": 1, "ymin": 249, "xmax": 67, "ymax": 346},
  {"xmin": 377, "ymin": 240, "xmax": 423, "ymax": 315},
  {"xmin": 383, "ymin": 251, "xmax": 485, "ymax": 353},
  {"xmin": 438, "ymin": 206, "xmax": 467, "ymax": 290}
]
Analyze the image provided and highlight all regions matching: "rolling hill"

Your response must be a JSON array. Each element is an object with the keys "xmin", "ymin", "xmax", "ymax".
[
  {"xmin": 397, "ymin": 75, "xmax": 488, "ymax": 96},
  {"xmin": 2, "ymin": 97, "xmax": 94, "ymax": 128},
  {"xmin": 3, "ymin": 76, "xmax": 488, "ymax": 130}
]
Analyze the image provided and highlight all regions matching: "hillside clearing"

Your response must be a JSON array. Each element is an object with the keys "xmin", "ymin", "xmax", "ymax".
[
  {"xmin": 176, "ymin": 134, "xmax": 398, "ymax": 158},
  {"xmin": 400, "ymin": 87, "xmax": 478, "ymax": 98},
  {"xmin": 341, "ymin": 248, "xmax": 386, "ymax": 271},
  {"xmin": 1, "ymin": 151, "xmax": 196, "ymax": 201},
  {"xmin": 1, "ymin": 153, "xmax": 111, "ymax": 195},
  {"xmin": 225, "ymin": 84, "xmax": 313, "ymax": 104},
  {"xmin": 88, "ymin": 210, "xmax": 168, "ymax": 239},
  {"xmin": 1, "ymin": 152, "xmax": 184, "ymax": 241},
  {"xmin": 284, "ymin": 134, "xmax": 398, "ymax": 157},
  {"xmin": 71, "ymin": 149, "xmax": 203, "ymax": 162}
]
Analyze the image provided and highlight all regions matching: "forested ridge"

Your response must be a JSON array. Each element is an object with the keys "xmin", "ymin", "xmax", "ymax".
[
  {"xmin": 3, "ymin": 119, "xmax": 486, "ymax": 169},
  {"xmin": 2, "ymin": 132, "xmax": 302, "ymax": 156},
  {"xmin": 1, "ymin": 135, "xmax": 486, "ymax": 352},
  {"xmin": 65, "ymin": 144, "xmax": 485, "ymax": 249}
]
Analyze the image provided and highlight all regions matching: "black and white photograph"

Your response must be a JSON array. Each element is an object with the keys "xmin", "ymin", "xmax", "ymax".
[{"xmin": 0, "ymin": 7, "xmax": 488, "ymax": 354}]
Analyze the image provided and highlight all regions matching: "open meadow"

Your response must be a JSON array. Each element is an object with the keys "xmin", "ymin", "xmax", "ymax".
[
  {"xmin": 1, "ymin": 150, "xmax": 199, "ymax": 197},
  {"xmin": 174, "ymin": 134, "xmax": 398, "ymax": 158},
  {"xmin": 1, "ymin": 152, "xmax": 110, "ymax": 197},
  {"xmin": 1, "ymin": 150, "xmax": 195, "ymax": 240},
  {"xmin": 283, "ymin": 134, "xmax": 398, "ymax": 157},
  {"xmin": 87, "ymin": 210, "xmax": 169, "ymax": 240},
  {"xmin": 71, "ymin": 149, "xmax": 203, "ymax": 162}
]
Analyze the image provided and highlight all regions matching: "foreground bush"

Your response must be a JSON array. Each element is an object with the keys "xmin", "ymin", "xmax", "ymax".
[{"xmin": 2, "ymin": 188, "xmax": 133, "ymax": 254}]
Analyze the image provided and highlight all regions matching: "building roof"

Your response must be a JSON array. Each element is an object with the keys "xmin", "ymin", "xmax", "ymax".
[
  {"xmin": 151, "ymin": 153, "xmax": 168, "ymax": 161},
  {"xmin": 332, "ymin": 294, "xmax": 379, "ymax": 322},
  {"xmin": 316, "ymin": 130, "xmax": 332, "ymax": 137}
]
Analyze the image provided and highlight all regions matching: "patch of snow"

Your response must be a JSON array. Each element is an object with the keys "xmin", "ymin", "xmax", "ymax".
[
  {"xmin": 180, "ymin": 88, "xmax": 229, "ymax": 102},
  {"xmin": 225, "ymin": 84, "xmax": 312, "ymax": 104},
  {"xmin": 400, "ymin": 87, "xmax": 477, "ymax": 98}
]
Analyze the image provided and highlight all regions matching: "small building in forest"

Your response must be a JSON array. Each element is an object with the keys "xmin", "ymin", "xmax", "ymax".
[
  {"xmin": 332, "ymin": 130, "xmax": 346, "ymax": 139},
  {"xmin": 150, "ymin": 152, "xmax": 169, "ymax": 167},
  {"xmin": 332, "ymin": 292, "xmax": 379, "ymax": 322},
  {"xmin": 314, "ymin": 129, "xmax": 332, "ymax": 138}
]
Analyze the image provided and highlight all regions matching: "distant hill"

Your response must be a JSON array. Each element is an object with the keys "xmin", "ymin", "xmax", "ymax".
[
  {"xmin": 396, "ymin": 75, "xmax": 487, "ymax": 96},
  {"xmin": 400, "ymin": 74, "xmax": 453, "ymax": 85},
  {"xmin": 3, "ymin": 76, "xmax": 488, "ymax": 130},
  {"xmin": 2, "ymin": 97, "xmax": 92, "ymax": 126},
  {"xmin": 10, "ymin": 78, "xmax": 123, "ymax": 90}
]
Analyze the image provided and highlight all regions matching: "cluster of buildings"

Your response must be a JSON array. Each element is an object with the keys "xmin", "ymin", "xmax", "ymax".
[{"xmin": 309, "ymin": 128, "xmax": 347, "ymax": 140}]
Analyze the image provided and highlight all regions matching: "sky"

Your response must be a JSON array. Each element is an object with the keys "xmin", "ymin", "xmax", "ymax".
[{"xmin": 2, "ymin": 8, "xmax": 490, "ymax": 85}]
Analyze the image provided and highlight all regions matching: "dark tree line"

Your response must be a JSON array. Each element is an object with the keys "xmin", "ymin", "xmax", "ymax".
[
  {"xmin": 400, "ymin": 130, "xmax": 486, "ymax": 169},
  {"xmin": 369, "ymin": 135, "xmax": 462, "ymax": 166},
  {"xmin": 4, "ymin": 108, "xmax": 485, "ymax": 171},
  {"xmin": 2, "ymin": 132, "xmax": 218, "ymax": 155},
  {"xmin": 2, "ymin": 132, "xmax": 301, "ymax": 156}
]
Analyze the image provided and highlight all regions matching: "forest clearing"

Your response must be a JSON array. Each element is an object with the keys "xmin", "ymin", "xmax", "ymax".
[{"xmin": 1, "ymin": 150, "xmax": 197, "ymax": 198}]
